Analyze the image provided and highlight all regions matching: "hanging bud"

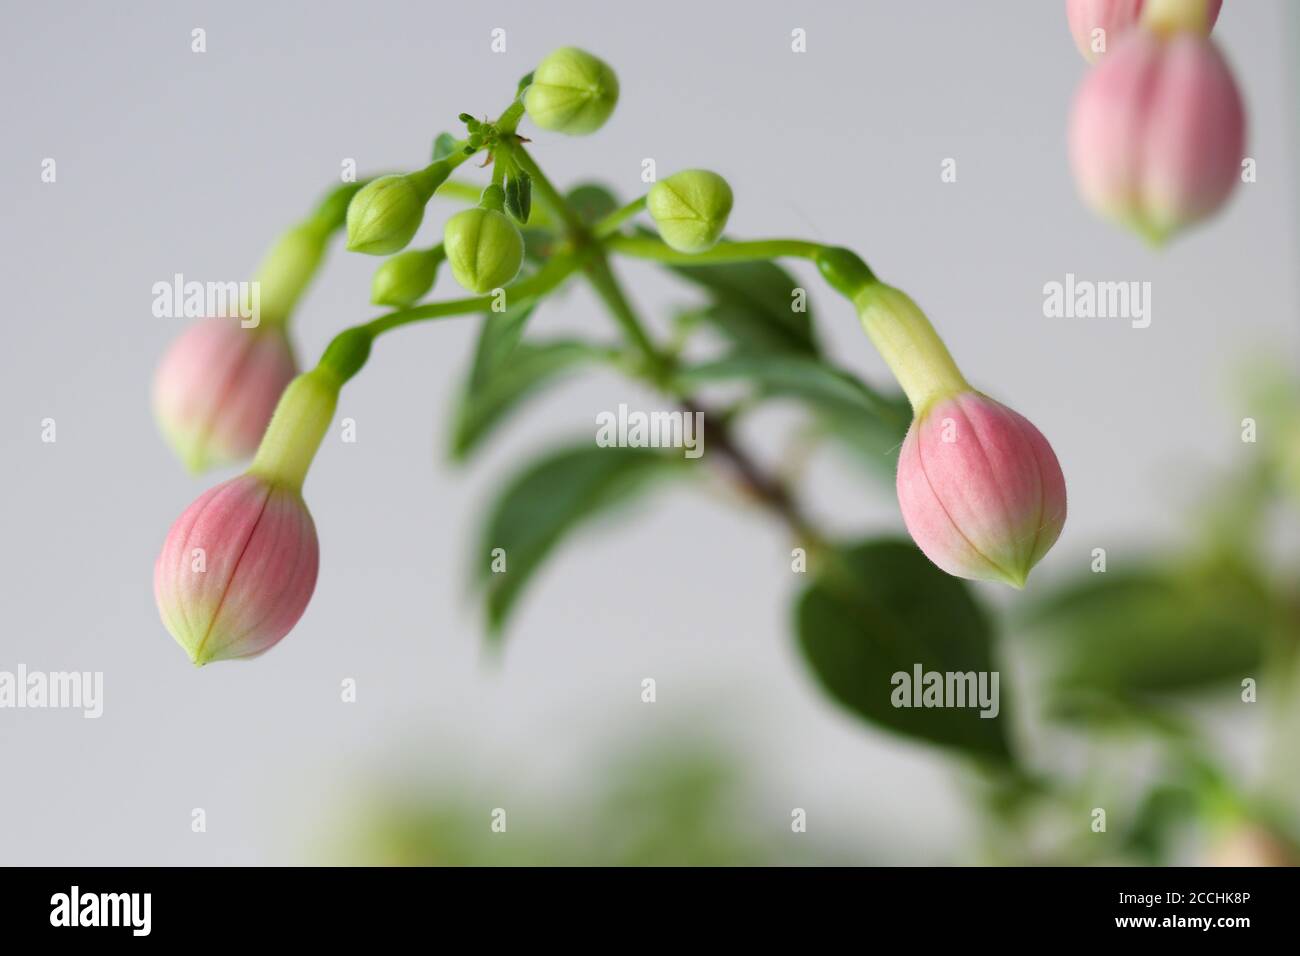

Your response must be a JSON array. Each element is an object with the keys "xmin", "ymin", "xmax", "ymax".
[
  {"xmin": 523, "ymin": 47, "xmax": 619, "ymax": 135},
  {"xmin": 154, "ymin": 472, "xmax": 319, "ymax": 664},
  {"xmin": 346, "ymin": 163, "xmax": 449, "ymax": 255},
  {"xmin": 152, "ymin": 319, "xmax": 297, "ymax": 474},
  {"xmin": 897, "ymin": 391, "xmax": 1067, "ymax": 588},
  {"xmin": 850, "ymin": 282, "xmax": 1067, "ymax": 587},
  {"xmin": 370, "ymin": 245, "xmax": 445, "ymax": 308},
  {"xmin": 443, "ymin": 207, "xmax": 524, "ymax": 294},
  {"xmin": 647, "ymin": 169, "xmax": 734, "ymax": 253},
  {"xmin": 1069, "ymin": 27, "xmax": 1245, "ymax": 243},
  {"xmin": 154, "ymin": 361, "xmax": 351, "ymax": 664}
]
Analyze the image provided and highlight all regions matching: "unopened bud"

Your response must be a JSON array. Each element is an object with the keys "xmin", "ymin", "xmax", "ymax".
[
  {"xmin": 647, "ymin": 169, "xmax": 734, "ymax": 253},
  {"xmin": 371, "ymin": 245, "xmax": 445, "ymax": 308},
  {"xmin": 524, "ymin": 47, "xmax": 619, "ymax": 135},
  {"xmin": 1069, "ymin": 28, "xmax": 1244, "ymax": 243},
  {"xmin": 346, "ymin": 164, "xmax": 449, "ymax": 255},
  {"xmin": 443, "ymin": 207, "xmax": 524, "ymax": 294},
  {"xmin": 897, "ymin": 391, "xmax": 1067, "ymax": 588}
]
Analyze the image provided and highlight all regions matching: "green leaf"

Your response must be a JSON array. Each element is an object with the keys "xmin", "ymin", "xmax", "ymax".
[
  {"xmin": 675, "ymin": 353, "xmax": 904, "ymax": 422},
  {"xmin": 477, "ymin": 445, "xmax": 686, "ymax": 636},
  {"xmin": 1022, "ymin": 560, "xmax": 1269, "ymax": 696},
  {"xmin": 795, "ymin": 539, "xmax": 1013, "ymax": 762},
  {"xmin": 565, "ymin": 183, "xmax": 620, "ymax": 225},
  {"xmin": 504, "ymin": 171, "xmax": 533, "ymax": 224},
  {"xmin": 663, "ymin": 251, "xmax": 819, "ymax": 356},
  {"xmin": 675, "ymin": 352, "xmax": 911, "ymax": 483},
  {"xmin": 451, "ymin": 339, "xmax": 600, "ymax": 459},
  {"xmin": 432, "ymin": 132, "xmax": 458, "ymax": 162}
]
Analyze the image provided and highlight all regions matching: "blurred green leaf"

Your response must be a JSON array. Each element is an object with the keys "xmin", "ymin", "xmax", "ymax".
[
  {"xmin": 676, "ymin": 352, "xmax": 910, "ymax": 484},
  {"xmin": 477, "ymin": 445, "xmax": 687, "ymax": 637},
  {"xmin": 565, "ymin": 182, "xmax": 620, "ymax": 225},
  {"xmin": 676, "ymin": 352, "xmax": 905, "ymax": 421},
  {"xmin": 664, "ymin": 251, "xmax": 819, "ymax": 357},
  {"xmin": 1023, "ymin": 560, "xmax": 1269, "ymax": 696},
  {"xmin": 795, "ymin": 539, "xmax": 1013, "ymax": 762},
  {"xmin": 432, "ymin": 132, "xmax": 458, "ymax": 161},
  {"xmin": 451, "ymin": 339, "xmax": 603, "ymax": 460}
]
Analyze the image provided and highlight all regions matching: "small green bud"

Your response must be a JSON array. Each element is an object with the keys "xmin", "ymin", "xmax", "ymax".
[
  {"xmin": 524, "ymin": 47, "xmax": 619, "ymax": 135},
  {"xmin": 647, "ymin": 169, "xmax": 734, "ymax": 253},
  {"xmin": 370, "ymin": 246, "xmax": 445, "ymax": 308},
  {"xmin": 346, "ymin": 168, "xmax": 445, "ymax": 256},
  {"xmin": 252, "ymin": 219, "xmax": 329, "ymax": 326},
  {"xmin": 443, "ymin": 207, "xmax": 524, "ymax": 294}
]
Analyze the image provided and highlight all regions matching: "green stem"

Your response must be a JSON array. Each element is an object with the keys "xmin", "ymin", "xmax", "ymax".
[
  {"xmin": 604, "ymin": 233, "xmax": 825, "ymax": 265},
  {"xmin": 584, "ymin": 255, "xmax": 673, "ymax": 385},
  {"xmin": 593, "ymin": 196, "xmax": 647, "ymax": 237}
]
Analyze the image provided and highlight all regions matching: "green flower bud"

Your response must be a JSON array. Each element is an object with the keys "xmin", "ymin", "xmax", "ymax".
[
  {"xmin": 346, "ymin": 164, "xmax": 449, "ymax": 255},
  {"xmin": 524, "ymin": 47, "xmax": 619, "ymax": 135},
  {"xmin": 443, "ymin": 208, "xmax": 525, "ymax": 294},
  {"xmin": 370, "ymin": 246, "xmax": 445, "ymax": 308},
  {"xmin": 647, "ymin": 169, "xmax": 734, "ymax": 253},
  {"xmin": 252, "ymin": 219, "xmax": 329, "ymax": 326}
]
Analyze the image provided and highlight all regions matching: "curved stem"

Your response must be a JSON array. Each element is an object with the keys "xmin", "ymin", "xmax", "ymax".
[{"xmin": 604, "ymin": 233, "xmax": 825, "ymax": 266}]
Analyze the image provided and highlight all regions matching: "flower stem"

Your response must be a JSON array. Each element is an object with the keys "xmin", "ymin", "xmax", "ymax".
[{"xmin": 604, "ymin": 233, "xmax": 825, "ymax": 265}]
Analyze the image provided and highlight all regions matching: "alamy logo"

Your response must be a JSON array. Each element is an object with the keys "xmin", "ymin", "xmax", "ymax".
[
  {"xmin": 1042, "ymin": 272, "xmax": 1151, "ymax": 328},
  {"xmin": 0, "ymin": 665, "xmax": 102, "ymax": 718},
  {"xmin": 891, "ymin": 664, "xmax": 1000, "ymax": 719},
  {"xmin": 50, "ymin": 886, "xmax": 151, "ymax": 936},
  {"xmin": 595, "ymin": 403, "xmax": 704, "ymax": 459},
  {"xmin": 151, "ymin": 273, "xmax": 261, "ymax": 328}
]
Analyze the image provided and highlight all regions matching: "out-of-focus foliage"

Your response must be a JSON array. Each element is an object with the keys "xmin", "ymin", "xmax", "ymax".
[{"xmin": 329, "ymin": 739, "xmax": 861, "ymax": 866}]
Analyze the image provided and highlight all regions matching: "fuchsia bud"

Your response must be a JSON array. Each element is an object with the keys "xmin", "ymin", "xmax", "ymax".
[
  {"xmin": 841, "ymin": 273, "xmax": 1068, "ymax": 588},
  {"xmin": 155, "ymin": 359, "xmax": 352, "ymax": 664},
  {"xmin": 896, "ymin": 393, "xmax": 1067, "ymax": 589},
  {"xmin": 1068, "ymin": 25, "xmax": 1245, "ymax": 243},
  {"xmin": 1066, "ymin": 0, "xmax": 1219, "ymax": 62},
  {"xmin": 154, "ymin": 473, "xmax": 319, "ymax": 664},
  {"xmin": 152, "ymin": 319, "xmax": 297, "ymax": 473}
]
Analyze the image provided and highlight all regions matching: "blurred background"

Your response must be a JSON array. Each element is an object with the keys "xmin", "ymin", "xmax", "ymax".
[{"xmin": 0, "ymin": 0, "xmax": 1296, "ymax": 865}]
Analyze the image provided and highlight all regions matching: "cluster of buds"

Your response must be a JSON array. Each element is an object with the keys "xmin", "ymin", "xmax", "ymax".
[
  {"xmin": 152, "ymin": 40, "xmax": 1070, "ymax": 671},
  {"xmin": 1066, "ymin": 0, "xmax": 1245, "ymax": 243},
  {"xmin": 818, "ymin": 250, "xmax": 1067, "ymax": 587}
]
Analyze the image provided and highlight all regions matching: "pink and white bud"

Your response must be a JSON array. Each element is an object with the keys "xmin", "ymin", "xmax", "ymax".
[
  {"xmin": 1068, "ymin": 27, "xmax": 1245, "ymax": 243},
  {"xmin": 1066, "ymin": 0, "xmax": 1219, "ymax": 63},
  {"xmin": 154, "ymin": 473, "xmax": 319, "ymax": 665},
  {"xmin": 897, "ymin": 392, "xmax": 1067, "ymax": 588},
  {"xmin": 152, "ymin": 319, "xmax": 297, "ymax": 473}
]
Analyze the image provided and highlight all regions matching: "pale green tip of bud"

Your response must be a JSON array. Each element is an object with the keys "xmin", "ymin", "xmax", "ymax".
[
  {"xmin": 443, "ymin": 207, "xmax": 524, "ymax": 295},
  {"xmin": 524, "ymin": 46, "xmax": 619, "ymax": 136},
  {"xmin": 370, "ymin": 246, "xmax": 444, "ymax": 308},
  {"xmin": 647, "ymin": 169, "xmax": 734, "ymax": 253},
  {"xmin": 253, "ymin": 220, "xmax": 329, "ymax": 326},
  {"xmin": 346, "ymin": 174, "xmax": 430, "ymax": 256}
]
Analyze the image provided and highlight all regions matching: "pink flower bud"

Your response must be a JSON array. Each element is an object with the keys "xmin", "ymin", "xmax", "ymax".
[
  {"xmin": 896, "ymin": 392, "xmax": 1067, "ymax": 588},
  {"xmin": 1066, "ymin": 0, "xmax": 1220, "ymax": 62},
  {"xmin": 154, "ymin": 473, "xmax": 319, "ymax": 664},
  {"xmin": 1068, "ymin": 28, "xmax": 1245, "ymax": 243},
  {"xmin": 152, "ymin": 319, "xmax": 297, "ymax": 473}
]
